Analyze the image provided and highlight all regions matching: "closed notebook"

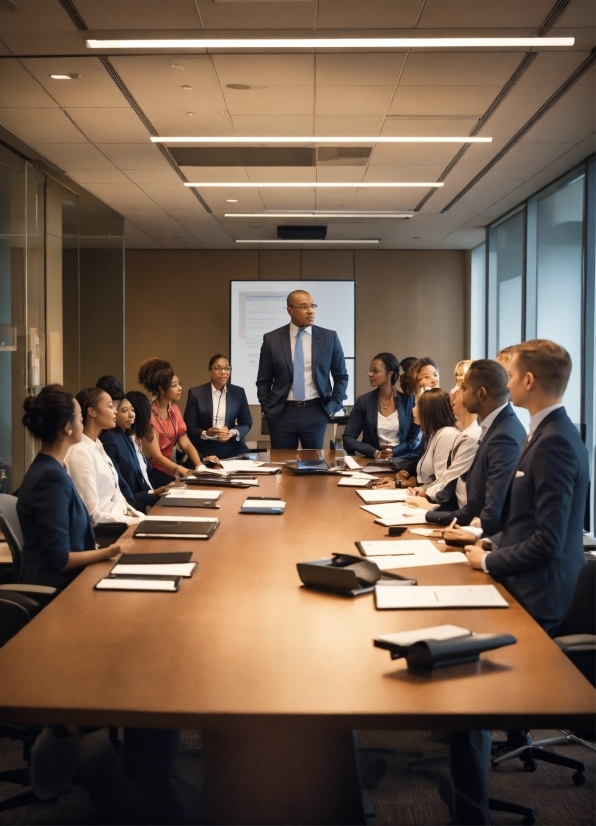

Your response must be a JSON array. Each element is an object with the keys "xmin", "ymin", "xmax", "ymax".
[
  {"xmin": 374, "ymin": 584, "xmax": 509, "ymax": 610},
  {"xmin": 118, "ymin": 552, "xmax": 192, "ymax": 565},
  {"xmin": 133, "ymin": 517, "xmax": 219, "ymax": 539},
  {"xmin": 156, "ymin": 497, "xmax": 219, "ymax": 509},
  {"xmin": 111, "ymin": 562, "xmax": 197, "ymax": 577},
  {"xmin": 95, "ymin": 576, "xmax": 181, "ymax": 592},
  {"xmin": 240, "ymin": 498, "xmax": 286, "ymax": 514}
]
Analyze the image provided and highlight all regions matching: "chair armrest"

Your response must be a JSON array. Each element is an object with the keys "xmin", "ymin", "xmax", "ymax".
[
  {"xmin": 554, "ymin": 634, "xmax": 596, "ymax": 653},
  {"xmin": 0, "ymin": 583, "xmax": 57, "ymax": 599}
]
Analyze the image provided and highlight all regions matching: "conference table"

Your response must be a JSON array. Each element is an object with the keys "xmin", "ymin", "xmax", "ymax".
[{"xmin": 0, "ymin": 451, "xmax": 594, "ymax": 824}]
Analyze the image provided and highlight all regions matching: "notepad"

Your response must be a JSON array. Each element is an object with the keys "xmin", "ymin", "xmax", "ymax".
[
  {"xmin": 95, "ymin": 576, "xmax": 181, "ymax": 592},
  {"xmin": 374, "ymin": 584, "xmax": 509, "ymax": 610},
  {"xmin": 368, "ymin": 551, "xmax": 468, "ymax": 570},
  {"xmin": 362, "ymin": 503, "xmax": 430, "ymax": 525},
  {"xmin": 355, "ymin": 489, "xmax": 410, "ymax": 504},
  {"xmin": 356, "ymin": 540, "xmax": 438, "ymax": 556},
  {"xmin": 111, "ymin": 562, "xmax": 197, "ymax": 577},
  {"xmin": 240, "ymin": 498, "xmax": 286, "ymax": 514},
  {"xmin": 337, "ymin": 476, "xmax": 374, "ymax": 487}
]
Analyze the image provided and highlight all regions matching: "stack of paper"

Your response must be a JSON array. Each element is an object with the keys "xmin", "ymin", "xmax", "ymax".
[
  {"xmin": 360, "ymin": 503, "xmax": 430, "ymax": 526},
  {"xmin": 337, "ymin": 476, "xmax": 373, "ymax": 487},
  {"xmin": 374, "ymin": 584, "xmax": 509, "ymax": 610},
  {"xmin": 220, "ymin": 459, "xmax": 278, "ymax": 474},
  {"xmin": 355, "ymin": 489, "xmax": 410, "ymax": 504},
  {"xmin": 355, "ymin": 539, "xmax": 467, "ymax": 570}
]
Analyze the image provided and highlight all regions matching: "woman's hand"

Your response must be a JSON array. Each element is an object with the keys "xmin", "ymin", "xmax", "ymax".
[
  {"xmin": 377, "ymin": 447, "xmax": 393, "ymax": 460},
  {"xmin": 373, "ymin": 478, "xmax": 396, "ymax": 489},
  {"xmin": 410, "ymin": 487, "xmax": 429, "ymax": 499},
  {"xmin": 103, "ymin": 542, "xmax": 122, "ymax": 559},
  {"xmin": 202, "ymin": 455, "xmax": 223, "ymax": 467},
  {"xmin": 405, "ymin": 496, "xmax": 434, "ymax": 510}
]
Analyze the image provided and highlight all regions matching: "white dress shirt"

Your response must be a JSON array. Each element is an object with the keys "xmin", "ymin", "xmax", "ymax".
[
  {"xmin": 131, "ymin": 435, "xmax": 153, "ymax": 489},
  {"xmin": 377, "ymin": 410, "xmax": 400, "ymax": 447},
  {"xmin": 201, "ymin": 384, "xmax": 239, "ymax": 441},
  {"xmin": 65, "ymin": 434, "xmax": 144, "ymax": 526},
  {"xmin": 416, "ymin": 427, "xmax": 460, "ymax": 488},
  {"xmin": 425, "ymin": 419, "xmax": 482, "ymax": 506},
  {"xmin": 478, "ymin": 403, "xmax": 509, "ymax": 442},
  {"xmin": 287, "ymin": 323, "xmax": 319, "ymax": 401}
]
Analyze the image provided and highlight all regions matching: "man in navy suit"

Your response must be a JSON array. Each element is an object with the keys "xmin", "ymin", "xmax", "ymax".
[
  {"xmin": 426, "ymin": 359, "xmax": 526, "ymax": 536},
  {"xmin": 256, "ymin": 290, "xmax": 348, "ymax": 449},
  {"xmin": 466, "ymin": 340, "xmax": 589, "ymax": 635}
]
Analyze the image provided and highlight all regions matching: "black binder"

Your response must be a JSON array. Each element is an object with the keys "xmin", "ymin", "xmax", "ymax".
[{"xmin": 133, "ymin": 520, "xmax": 219, "ymax": 539}]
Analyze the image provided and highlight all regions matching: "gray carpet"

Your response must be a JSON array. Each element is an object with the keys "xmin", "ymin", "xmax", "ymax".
[{"xmin": 0, "ymin": 728, "xmax": 593, "ymax": 824}]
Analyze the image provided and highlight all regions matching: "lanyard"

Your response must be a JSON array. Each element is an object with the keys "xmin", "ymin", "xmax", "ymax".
[{"xmin": 152, "ymin": 402, "xmax": 178, "ymax": 444}]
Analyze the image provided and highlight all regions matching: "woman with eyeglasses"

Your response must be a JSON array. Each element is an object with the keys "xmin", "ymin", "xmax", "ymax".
[
  {"xmin": 184, "ymin": 354, "xmax": 253, "ymax": 459},
  {"xmin": 137, "ymin": 357, "xmax": 203, "ymax": 483},
  {"xmin": 342, "ymin": 352, "xmax": 421, "ymax": 460}
]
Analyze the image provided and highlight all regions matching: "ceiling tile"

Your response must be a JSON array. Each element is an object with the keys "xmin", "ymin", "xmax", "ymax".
[
  {"xmin": 486, "ymin": 142, "xmax": 577, "ymax": 181},
  {"xmin": 258, "ymin": 190, "xmax": 316, "ymax": 210},
  {"xmin": 76, "ymin": 0, "xmax": 202, "ymax": 28},
  {"xmin": 179, "ymin": 167, "xmax": 251, "ymax": 183},
  {"xmin": 230, "ymin": 115, "xmax": 314, "ymax": 135},
  {"xmin": 68, "ymin": 169, "xmax": 131, "ymax": 185},
  {"xmin": 313, "ymin": 190, "xmax": 418, "ymax": 210},
  {"xmin": 124, "ymin": 220, "xmax": 163, "ymax": 249},
  {"xmin": 165, "ymin": 211, "xmax": 234, "ymax": 247},
  {"xmin": 81, "ymin": 183, "xmax": 158, "ymax": 210},
  {"xmin": 222, "ymin": 86, "xmax": 313, "ymax": 116},
  {"xmin": 555, "ymin": 0, "xmax": 596, "ymax": 27},
  {"xmin": 196, "ymin": 0, "xmax": 316, "ymax": 29},
  {"xmin": 316, "ymin": 86, "xmax": 394, "ymax": 117},
  {"xmin": 315, "ymin": 54, "xmax": 406, "ymax": 87},
  {"xmin": 136, "ymin": 183, "xmax": 199, "ymax": 210},
  {"xmin": 387, "ymin": 86, "xmax": 500, "ymax": 117},
  {"xmin": 363, "ymin": 164, "xmax": 446, "ymax": 182},
  {"xmin": 198, "ymin": 188, "xmax": 265, "ymax": 212},
  {"xmin": 399, "ymin": 53, "xmax": 524, "ymax": 87},
  {"xmin": 0, "ymin": 61, "xmax": 57, "ymax": 108},
  {"xmin": 314, "ymin": 116, "xmax": 384, "ymax": 136},
  {"xmin": 21, "ymin": 58, "xmax": 128, "ymax": 108},
  {"xmin": 0, "ymin": 0, "xmax": 77, "ymax": 31},
  {"xmin": 65, "ymin": 108, "xmax": 151, "ymax": 143},
  {"xmin": 95, "ymin": 143, "xmax": 173, "ymax": 169},
  {"xmin": 143, "ymin": 109, "xmax": 235, "ymax": 136},
  {"xmin": 381, "ymin": 117, "xmax": 480, "ymax": 137},
  {"xmin": 110, "ymin": 56, "xmax": 224, "ymax": 111},
  {"xmin": 314, "ymin": 167, "xmax": 366, "ymax": 183},
  {"xmin": 33, "ymin": 143, "xmax": 116, "ymax": 170},
  {"xmin": 0, "ymin": 107, "xmax": 87, "ymax": 143},
  {"xmin": 369, "ymin": 143, "xmax": 466, "ymax": 166},
  {"xmin": 124, "ymin": 169, "xmax": 183, "ymax": 185},
  {"xmin": 316, "ymin": 0, "xmax": 424, "ymax": 28},
  {"xmin": 418, "ymin": 0, "xmax": 554, "ymax": 28},
  {"xmin": 213, "ymin": 54, "xmax": 314, "ymax": 87},
  {"xmin": 246, "ymin": 167, "xmax": 315, "ymax": 183}
]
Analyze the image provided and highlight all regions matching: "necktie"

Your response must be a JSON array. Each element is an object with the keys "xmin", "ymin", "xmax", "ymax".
[{"xmin": 293, "ymin": 328, "xmax": 306, "ymax": 400}]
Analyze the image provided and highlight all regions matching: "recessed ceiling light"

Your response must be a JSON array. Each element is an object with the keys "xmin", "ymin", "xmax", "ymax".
[
  {"xmin": 50, "ymin": 73, "xmax": 81, "ymax": 80},
  {"xmin": 186, "ymin": 112, "xmax": 194, "ymax": 116},
  {"xmin": 86, "ymin": 37, "xmax": 574, "ymax": 50},
  {"xmin": 226, "ymin": 199, "xmax": 239, "ymax": 202},
  {"xmin": 152, "ymin": 135, "xmax": 491, "ymax": 144},
  {"xmin": 225, "ymin": 211, "xmax": 414, "ymax": 219},
  {"xmin": 171, "ymin": 63, "xmax": 185, "ymax": 70},
  {"xmin": 181, "ymin": 85, "xmax": 193, "ymax": 90},
  {"xmin": 185, "ymin": 181, "xmax": 443, "ymax": 188},
  {"xmin": 235, "ymin": 239, "xmax": 381, "ymax": 245}
]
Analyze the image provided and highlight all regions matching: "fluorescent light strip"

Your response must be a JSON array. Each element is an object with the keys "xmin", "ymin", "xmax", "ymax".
[
  {"xmin": 87, "ymin": 37, "xmax": 574, "ymax": 49},
  {"xmin": 185, "ymin": 181, "xmax": 442, "ymax": 188},
  {"xmin": 225, "ymin": 212, "xmax": 414, "ymax": 219},
  {"xmin": 235, "ymin": 239, "xmax": 380, "ymax": 244},
  {"xmin": 152, "ymin": 136, "xmax": 492, "ymax": 144}
]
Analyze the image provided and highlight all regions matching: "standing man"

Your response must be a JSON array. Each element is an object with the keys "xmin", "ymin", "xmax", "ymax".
[{"xmin": 256, "ymin": 290, "xmax": 348, "ymax": 449}]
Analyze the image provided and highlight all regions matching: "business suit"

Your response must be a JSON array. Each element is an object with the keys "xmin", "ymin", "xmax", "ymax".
[
  {"xmin": 342, "ymin": 389, "xmax": 421, "ymax": 458},
  {"xmin": 184, "ymin": 382, "xmax": 252, "ymax": 459},
  {"xmin": 256, "ymin": 323, "xmax": 348, "ymax": 449},
  {"xmin": 487, "ymin": 407, "xmax": 589, "ymax": 635},
  {"xmin": 17, "ymin": 453, "xmax": 95, "ymax": 589},
  {"xmin": 426, "ymin": 404, "xmax": 526, "ymax": 535},
  {"xmin": 100, "ymin": 428, "xmax": 157, "ymax": 511}
]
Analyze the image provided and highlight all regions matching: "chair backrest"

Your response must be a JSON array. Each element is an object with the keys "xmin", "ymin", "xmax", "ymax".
[
  {"xmin": 559, "ymin": 559, "xmax": 596, "ymax": 637},
  {"xmin": 0, "ymin": 515, "xmax": 23, "ymax": 583},
  {"xmin": 0, "ymin": 591, "xmax": 36, "ymax": 647},
  {"xmin": 0, "ymin": 494, "xmax": 23, "ymax": 547}
]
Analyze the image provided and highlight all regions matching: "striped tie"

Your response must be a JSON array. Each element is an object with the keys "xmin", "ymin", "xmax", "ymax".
[{"xmin": 293, "ymin": 328, "xmax": 306, "ymax": 400}]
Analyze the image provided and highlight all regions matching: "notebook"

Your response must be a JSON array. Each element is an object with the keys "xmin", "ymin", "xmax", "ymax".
[
  {"xmin": 95, "ymin": 576, "xmax": 181, "ymax": 592},
  {"xmin": 374, "ymin": 584, "xmax": 509, "ymax": 610},
  {"xmin": 133, "ymin": 516, "xmax": 219, "ymax": 539},
  {"xmin": 111, "ymin": 562, "xmax": 197, "ymax": 577},
  {"xmin": 355, "ymin": 540, "xmax": 438, "ymax": 556},
  {"xmin": 240, "ymin": 498, "xmax": 286, "ymax": 514},
  {"xmin": 355, "ymin": 489, "xmax": 410, "ymax": 504}
]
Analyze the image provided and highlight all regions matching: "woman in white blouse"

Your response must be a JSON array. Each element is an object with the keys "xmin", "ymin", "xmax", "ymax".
[
  {"xmin": 375, "ymin": 388, "xmax": 459, "ymax": 490},
  {"xmin": 65, "ymin": 387, "xmax": 144, "ymax": 526}
]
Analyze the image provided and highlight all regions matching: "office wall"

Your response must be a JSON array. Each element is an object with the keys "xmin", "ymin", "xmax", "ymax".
[{"xmin": 125, "ymin": 249, "xmax": 466, "ymax": 445}]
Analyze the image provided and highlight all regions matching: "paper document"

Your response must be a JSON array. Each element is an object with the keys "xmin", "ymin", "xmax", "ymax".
[
  {"xmin": 375, "ymin": 625, "xmax": 471, "ymax": 647},
  {"xmin": 194, "ymin": 465, "xmax": 228, "ymax": 477},
  {"xmin": 355, "ymin": 489, "xmax": 410, "ymax": 504},
  {"xmin": 344, "ymin": 456, "xmax": 361, "ymax": 470},
  {"xmin": 369, "ymin": 551, "xmax": 467, "ymax": 570},
  {"xmin": 220, "ymin": 459, "xmax": 264, "ymax": 471},
  {"xmin": 338, "ymin": 477, "xmax": 372, "ymax": 487},
  {"xmin": 361, "ymin": 503, "xmax": 429, "ymax": 525},
  {"xmin": 357, "ymin": 540, "xmax": 438, "ymax": 556},
  {"xmin": 165, "ymin": 489, "xmax": 223, "ymax": 500},
  {"xmin": 111, "ymin": 563, "xmax": 196, "ymax": 577},
  {"xmin": 410, "ymin": 528, "xmax": 437, "ymax": 537},
  {"xmin": 142, "ymin": 515, "xmax": 216, "ymax": 523},
  {"xmin": 95, "ymin": 578, "xmax": 179, "ymax": 592},
  {"xmin": 374, "ymin": 584, "xmax": 509, "ymax": 610}
]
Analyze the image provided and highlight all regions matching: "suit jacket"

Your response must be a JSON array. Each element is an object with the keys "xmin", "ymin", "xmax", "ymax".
[
  {"xmin": 17, "ymin": 453, "xmax": 95, "ymax": 589},
  {"xmin": 486, "ymin": 407, "xmax": 589, "ymax": 634},
  {"xmin": 100, "ymin": 428, "xmax": 157, "ymax": 511},
  {"xmin": 256, "ymin": 324, "xmax": 348, "ymax": 424},
  {"xmin": 342, "ymin": 389, "xmax": 420, "ymax": 458},
  {"xmin": 426, "ymin": 404, "xmax": 526, "ymax": 535},
  {"xmin": 184, "ymin": 382, "xmax": 252, "ymax": 459}
]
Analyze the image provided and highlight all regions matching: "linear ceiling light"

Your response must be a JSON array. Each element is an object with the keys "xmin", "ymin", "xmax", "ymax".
[
  {"xmin": 225, "ymin": 212, "xmax": 414, "ymax": 218},
  {"xmin": 86, "ymin": 37, "xmax": 573, "ymax": 49},
  {"xmin": 151, "ymin": 136, "xmax": 492, "ymax": 144},
  {"xmin": 185, "ymin": 181, "xmax": 442, "ymax": 188},
  {"xmin": 235, "ymin": 239, "xmax": 380, "ymax": 244}
]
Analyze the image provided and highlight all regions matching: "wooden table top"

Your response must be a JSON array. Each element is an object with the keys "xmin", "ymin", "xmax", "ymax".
[{"xmin": 0, "ymin": 452, "xmax": 593, "ymax": 730}]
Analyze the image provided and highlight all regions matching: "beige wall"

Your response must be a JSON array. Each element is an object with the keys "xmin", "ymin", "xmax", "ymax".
[{"xmin": 125, "ymin": 249, "xmax": 466, "ymax": 445}]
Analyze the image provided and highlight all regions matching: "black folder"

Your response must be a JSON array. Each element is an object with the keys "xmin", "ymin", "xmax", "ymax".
[
  {"xmin": 133, "ymin": 520, "xmax": 219, "ymax": 539},
  {"xmin": 118, "ymin": 552, "xmax": 193, "ymax": 564}
]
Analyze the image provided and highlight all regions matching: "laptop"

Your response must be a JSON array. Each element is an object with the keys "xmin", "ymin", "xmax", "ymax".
[
  {"xmin": 133, "ymin": 519, "xmax": 219, "ymax": 539},
  {"xmin": 284, "ymin": 457, "xmax": 334, "ymax": 475}
]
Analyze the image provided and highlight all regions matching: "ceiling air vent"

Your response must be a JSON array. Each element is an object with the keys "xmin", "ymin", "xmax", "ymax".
[
  {"xmin": 170, "ymin": 146, "xmax": 314, "ymax": 167},
  {"xmin": 277, "ymin": 226, "xmax": 327, "ymax": 240},
  {"xmin": 317, "ymin": 147, "xmax": 372, "ymax": 166}
]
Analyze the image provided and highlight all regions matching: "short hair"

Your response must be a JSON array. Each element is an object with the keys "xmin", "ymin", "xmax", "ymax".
[
  {"xmin": 125, "ymin": 390, "xmax": 153, "ymax": 441},
  {"xmin": 454, "ymin": 359, "xmax": 473, "ymax": 387},
  {"xmin": 465, "ymin": 359, "xmax": 509, "ymax": 400},
  {"xmin": 287, "ymin": 289, "xmax": 310, "ymax": 307},
  {"xmin": 138, "ymin": 357, "xmax": 174, "ymax": 397},
  {"xmin": 496, "ymin": 345, "xmax": 516, "ymax": 365},
  {"xmin": 96, "ymin": 375, "xmax": 125, "ymax": 401},
  {"xmin": 372, "ymin": 352, "xmax": 400, "ymax": 388},
  {"xmin": 400, "ymin": 357, "xmax": 438, "ymax": 395},
  {"xmin": 209, "ymin": 353, "xmax": 229, "ymax": 369},
  {"xmin": 75, "ymin": 387, "xmax": 107, "ymax": 425},
  {"xmin": 399, "ymin": 356, "xmax": 417, "ymax": 375},
  {"xmin": 513, "ymin": 340, "xmax": 571, "ymax": 397},
  {"xmin": 22, "ymin": 385, "xmax": 75, "ymax": 443},
  {"xmin": 416, "ymin": 388, "xmax": 456, "ymax": 439}
]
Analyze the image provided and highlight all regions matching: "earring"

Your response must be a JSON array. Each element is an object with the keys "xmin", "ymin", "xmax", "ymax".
[{"xmin": 67, "ymin": 429, "xmax": 72, "ymax": 436}]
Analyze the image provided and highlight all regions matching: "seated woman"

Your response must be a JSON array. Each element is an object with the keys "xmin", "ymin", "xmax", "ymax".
[
  {"xmin": 184, "ymin": 354, "xmax": 253, "ymax": 460},
  {"xmin": 399, "ymin": 356, "xmax": 440, "ymax": 397},
  {"xmin": 65, "ymin": 387, "xmax": 144, "ymax": 525},
  {"xmin": 137, "ymin": 357, "xmax": 204, "ymax": 485},
  {"xmin": 17, "ymin": 385, "xmax": 121, "ymax": 589},
  {"xmin": 450, "ymin": 360, "xmax": 473, "ymax": 406},
  {"xmin": 342, "ymin": 352, "xmax": 420, "ymax": 459},
  {"xmin": 375, "ymin": 388, "xmax": 459, "ymax": 490},
  {"xmin": 100, "ymin": 393, "xmax": 170, "ymax": 512}
]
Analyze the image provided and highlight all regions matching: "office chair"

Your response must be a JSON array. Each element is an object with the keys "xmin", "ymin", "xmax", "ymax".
[{"xmin": 0, "ymin": 494, "xmax": 24, "ymax": 549}]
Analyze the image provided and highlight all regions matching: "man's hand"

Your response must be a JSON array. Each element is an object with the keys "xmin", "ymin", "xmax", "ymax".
[
  {"xmin": 217, "ymin": 427, "xmax": 233, "ymax": 442},
  {"xmin": 373, "ymin": 478, "xmax": 396, "ymax": 489},
  {"xmin": 205, "ymin": 426, "xmax": 223, "ymax": 437},
  {"xmin": 377, "ymin": 447, "xmax": 393, "ymax": 460},
  {"xmin": 443, "ymin": 527, "xmax": 479, "ymax": 546},
  {"xmin": 410, "ymin": 487, "xmax": 428, "ymax": 499},
  {"xmin": 465, "ymin": 543, "xmax": 489, "ymax": 569}
]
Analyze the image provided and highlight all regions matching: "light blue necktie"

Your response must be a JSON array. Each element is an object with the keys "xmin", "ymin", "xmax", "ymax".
[{"xmin": 293, "ymin": 328, "xmax": 306, "ymax": 400}]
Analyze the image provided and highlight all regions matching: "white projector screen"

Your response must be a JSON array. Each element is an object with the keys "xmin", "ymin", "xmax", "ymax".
[{"xmin": 230, "ymin": 280, "xmax": 355, "ymax": 406}]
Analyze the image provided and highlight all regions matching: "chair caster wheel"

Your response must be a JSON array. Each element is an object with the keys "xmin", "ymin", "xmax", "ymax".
[
  {"xmin": 521, "ymin": 812, "xmax": 537, "ymax": 825},
  {"xmin": 572, "ymin": 771, "xmax": 585, "ymax": 786},
  {"xmin": 522, "ymin": 758, "xmax": 537, "ymax": 772}
]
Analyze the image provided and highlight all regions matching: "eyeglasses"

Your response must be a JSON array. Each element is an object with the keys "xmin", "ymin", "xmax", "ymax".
[
  {"xmin": 212, "ymin": 365, "xmax": 232, "ymax": 372},
  {"xmin": 367, "ymin": 369, "xmax": 388, "ymax": 375},
  {"xmin": 288, "ymin": 303, "xmax": 318, "ymax": 311}
]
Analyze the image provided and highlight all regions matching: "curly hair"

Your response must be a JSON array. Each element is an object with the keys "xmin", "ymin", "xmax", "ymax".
[
  {"xmin": 399, "ymin": 357, "xmax": 438, "ymax": 395},
  {"xmin": 22, "ymin": 385, "xmax": 76, "ymax": 443},
  {"xmin": 138, "ymin": 357, "xmax": 175, "ymax": 397}
]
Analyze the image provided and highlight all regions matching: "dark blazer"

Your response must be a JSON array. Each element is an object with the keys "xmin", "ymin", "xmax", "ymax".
[
  {"xmin": 184, "ymin": 382, "xmax": 252, "ymax": 459},
  {"xmin": 17, "ymin": 452, "xmax": 95, "ymax": 589},
  {"xmin": 256, "ymin": 324, "xmax": 348, "ymax": 424},
  {"xmin": 342, "ymin": 389, "xmax": 421, "ymax": 458},
  {"xmin": 100, "ymin": 428, "xmax": 157, "ymax": 511},
  {"xmin": 486, "ymin": 407, "xmax": 589, "ymax": 635},
  {"xmin": 426, "ymin": 404, "xmax": 526, "ymax": 535}
]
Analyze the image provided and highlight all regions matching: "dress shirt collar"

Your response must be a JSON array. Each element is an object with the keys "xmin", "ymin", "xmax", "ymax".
[
  {"xmin": 478, "ymin": 402, "xmax": 508, "ymax": 441},
  {"xmin": 211, "ymin": 382, "xmax": 227, "ymax": 397},
  {"xmin": 81, "ymin": 433, "xmax": 102, "ymax": 451},
  {"xmin": 289, "ymin": 321, "xmax": 312, "ymax": 337},
  {"xmin": 459, "ymin": 418, "xmax": 482, "ymax": 438},
  {"xmin": 529, "ymin": 403, "xmax": 564, "ymax": 438}
]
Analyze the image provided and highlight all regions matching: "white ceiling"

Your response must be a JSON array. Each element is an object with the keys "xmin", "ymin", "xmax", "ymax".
[{"xmin": 0, "ymin": 0, "xmax": 593, "ymax": 249}]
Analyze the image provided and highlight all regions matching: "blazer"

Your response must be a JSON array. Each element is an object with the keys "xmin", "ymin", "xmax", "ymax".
[
  {"xmin": 100, "ymin": 428, "xmax": 157, "ymax": 511},
  {"xmin": 184, "ymin": 382, "xmax": 252, "ymax": 459},
  {"xmin": 426, "ymin": 404, "xmax": 526, "ymax": 535},
  {"xmin": 487, "ymin": 407, "xmax": 589, "ymax": 635},
  {"xmin": 342, "ymin": 389, "xmax": 421, "ymax": 458},
  {"xmin": 256, "ymin": 324, "xmax": 348, "ymax": 424},
  {"xmin": 17, "ymin": 453, "xmax": 95, "ymax": 589}
]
